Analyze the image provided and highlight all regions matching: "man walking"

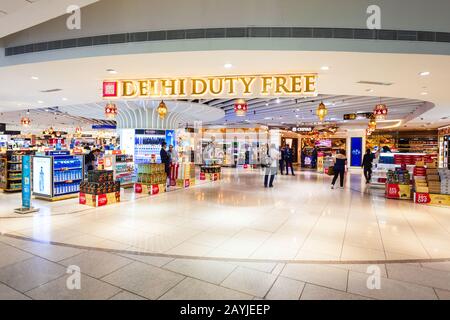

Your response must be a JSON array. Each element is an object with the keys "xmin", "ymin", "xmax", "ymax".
[{"xmin": 362, "ymin": 148, "xmax": 374, "ymax": 184}]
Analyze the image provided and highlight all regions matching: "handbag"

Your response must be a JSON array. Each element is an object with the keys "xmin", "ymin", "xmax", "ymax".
[{"xmin": 262, "ymin": 154, "xmax": 272, "ymax": 168}]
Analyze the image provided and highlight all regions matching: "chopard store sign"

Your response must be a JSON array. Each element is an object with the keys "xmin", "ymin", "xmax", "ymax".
[{"xmin": 103, "ymin": 74, "xmax": 318, "ymax": 99}]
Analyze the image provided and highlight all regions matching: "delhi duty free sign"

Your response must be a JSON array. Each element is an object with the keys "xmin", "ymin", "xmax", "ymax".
[{"xmin": 103, "ymin": 74, "xmax": 318, "ymax": 100}]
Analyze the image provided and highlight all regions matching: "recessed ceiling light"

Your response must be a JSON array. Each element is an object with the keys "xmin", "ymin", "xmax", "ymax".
[
  {"xmin": 38, "ymin": 100, "xmax": 44, "ymax": 104},
  {"xmin": 420, "ymin": 92, "xmax": 428, "ymax": 95},
  {"xmin": 366, "ymin": 89, "xmax": 374, "ymax": 93},
  {"xmin": 62, "ymin": 98, "xmax": 68, "ymax": 101},
  {"xmin": 31, "ymin": 76, "xmax": 39, "ymax": 80},
  {"xmin": 264, "ymin": 117, "xmax": 271, "ymax": 120},
  {"xmin": 276, "ymin": 98, "xmax": 281, "ymax": 104},
  {"xmin": 106, "ymin": 69, "xmax": 118, "ymax": 74},
  {"xmin": 224, "ymin": 63, "xmax": 233, "ymax": 69},
  {"xmin": 419, "ymin": 71, "xmax": 431, "ymax": 76},
  {"xmin": 321, "ymin": 66, "xmax": 330, "ymax": 71}
]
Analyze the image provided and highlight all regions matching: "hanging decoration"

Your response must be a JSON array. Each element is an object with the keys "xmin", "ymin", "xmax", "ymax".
[
  {"xmin": 20, "ymin": 117, "xmax": 31, "ymax": 127},
  {"xmin": 75, "ymin": 127, "xmax": 83, "ymax": 135},
  {"xmin": 316, "ymin": 102, "xmax": 328, "ymax": 121},
  {"xmin": 157, "ymin": 100, "xmax": 168, "ymax": 119},
  {"xmin": 234, "ymin": 99, "xmax": 248, "ymax": 117},
  {"xmin": 373, "ymin": 103, "xmax": 388, "ymax": 121},
  {"xmin": 105, "ymin": 103, "xmax": 118, "ymax": 119},
  {"xmin": 366, "ymin": 128, "xmax": 374, "ymax": 136},
  {"xmin": 368, "ymin": 115, "xmax": 377, "ymax": 130}
]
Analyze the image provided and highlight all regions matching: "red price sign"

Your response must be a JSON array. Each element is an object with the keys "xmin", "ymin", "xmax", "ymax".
[
  {"xmin": 98, "ymin": 194, "xmax": 108, "ymax": 207},
  {"xmin": 386, "ymin": 184, "xmax": 400, "ymax": 199},
  {"xmin": 415, "ymin": 193, "xmax": 431, "ymax": 204},
  {"xmin": 79, "ymin": 193, "xmax": 86, "ymax": 205},
  {"xmin": 135, "ymin": 184, "xmax": 143, "ymax": 194}
]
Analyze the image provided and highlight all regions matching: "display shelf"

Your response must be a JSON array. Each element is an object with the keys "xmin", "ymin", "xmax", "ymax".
[
  {"xmin": 1, "ymin": 150, "xmax": 35, "ymax": 193},
  {"xmin": 32, "ymin": 153, "xmax": 84, "ymax": 201}
]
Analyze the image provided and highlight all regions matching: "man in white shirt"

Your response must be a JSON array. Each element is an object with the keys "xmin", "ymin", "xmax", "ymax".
[{"xmin": 264, "ymin": 144, "xmax": 280, "ymax": 188}]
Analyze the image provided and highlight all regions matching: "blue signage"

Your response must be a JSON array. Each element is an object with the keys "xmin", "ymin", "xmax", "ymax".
[
  {"xmin": 22, "ymin": 156, "xmax": 32, "ymax": 209},
  {"xmin": 351, "ymin": 137, "xmax": 363, "ymax": 167},
  {"xmin": 92, "ymin": 125, "xmax": 117, "ymax": 130},
  {"xmin": 165, "ymin": 130, "xmax": 175, "ymax": 147},
  {"xmin": 48, "ymin": 150, "xmax": 70, "ymax": 156}
]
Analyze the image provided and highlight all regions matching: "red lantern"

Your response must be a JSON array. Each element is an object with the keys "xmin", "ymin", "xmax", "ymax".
[
  {"xmin": 373, "ymin": 104, "xmax": 388, "ymax": 121},
  {"xmin": 75, "ymin": 127, "xmax": 82, "ymax": 135},
  {"xmin": 105, "ymin": 103, "xmax": 118, "ymax": 119},
  {"xmin": 234, "ymin": 99, "xmax": 248, "ymax": 117},
  {"xmin": 20, "ymin": 117, "xmax": 31, "ymax": 127}
]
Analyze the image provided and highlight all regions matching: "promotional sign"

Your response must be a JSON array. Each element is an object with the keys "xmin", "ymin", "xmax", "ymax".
[
  {"xmin": 292, "ymin": 127, "xmax": 313, "ymax": 133},
  {"xmin": 21, "ymin": 156, "xmax": 32, "ymax": 209},
  {"xmin": 92, "ymin": 124, "xmax": 117, "ymax": 130},
  {"xmin": 350, "ymin": 137, "xmax": 363, "ymax": 167},
  {"xmin": 414, "ymin": 192, "xmax": 450, "ymax": 206},
  {"xmin": 32, "ymin": 157, "xmax": 52, "ymax": 197},
  {"xmin": 103, "ymin": 74, "xmax": 318, "ymax": 100},
  {"xmin": 165, "ymin": 130, "xmax": 175, "ymax": 148}
]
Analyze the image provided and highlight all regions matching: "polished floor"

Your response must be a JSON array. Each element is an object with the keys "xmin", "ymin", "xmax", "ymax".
[
  {"xmin": 0, "ymin": 168, "xmax": 449, "ymax": 263},
  {"xmin": 1, "ymin": 168, "xmax": 449, "ymax": 300},
  {"xmin": 0, "ymin": 235, "xmax": 449, "ymax": 300}
]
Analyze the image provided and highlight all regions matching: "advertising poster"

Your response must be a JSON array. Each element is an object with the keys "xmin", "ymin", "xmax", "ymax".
[
  {"xmin": 22, "ymin": 155, "xmax": 31, "ymax": 209},
  {"xmin": 33, "ymin": 157, "xmax": 52, "ymax": 197},
  {"xmin": 165, "ymin": 130, "xmax": 175, "ymax": 148},
  {"xmin": 350, "ymin": 137, "xmax": 363, "ymax": 167}
]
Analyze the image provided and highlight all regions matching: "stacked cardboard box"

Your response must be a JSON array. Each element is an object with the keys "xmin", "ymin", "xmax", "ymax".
[
  {"xmin": 427, "ymin": 164, "xmax": 441, "ymax": 194},
  {"xmin": 413, "ymin": 165, "xmax": 428, "ymax": 193}
]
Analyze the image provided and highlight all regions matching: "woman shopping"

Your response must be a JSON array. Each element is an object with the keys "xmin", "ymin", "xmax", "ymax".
[{"xmin": 331, "ymin": 149, "xmax": 348, "ymax": 189}]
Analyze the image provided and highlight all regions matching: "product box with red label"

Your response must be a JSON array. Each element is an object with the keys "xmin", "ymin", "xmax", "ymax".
[
  {"xmin": 414, "ymin": 192, "xmax": 450, "ymax": 206},
  {"xmin": 79, "ymin": 192, "xmax": 120, "ymax": 207},
  {"xmin": 386, "ymin": 183, "xmax": 411, "ymax": 200}
]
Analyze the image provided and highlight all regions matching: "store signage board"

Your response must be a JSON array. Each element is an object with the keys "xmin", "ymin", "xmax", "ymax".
[
  {"xmin": 292, "ymin": 127, "xmax": 313, "ymax": 133},
  {"xmin": 344, "ymin": 113, "xmax": 373, "ymax": 121},
  {"xmin": 350, "ymin": 137, "xmax": 363, "ymax": 167},
  {"xmin": 92, "ymin": 125, "xmax": 117, "ymax": 130},
  {"xmin": 22, "ymin": 156, "xmax": 31, "ymax": 209},
  {"xmin": 103, "ymin": 74, "xmax": 318, "ymax": 99}
]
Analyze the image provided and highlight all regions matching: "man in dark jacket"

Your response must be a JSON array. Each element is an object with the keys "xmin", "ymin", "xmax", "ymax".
[
  {"xmin": 284, "ymin": 145, "xmax": 295, "ymax": 176},
  {"xmin": 362, "ymin": 148, "xmax": 374, "ymax": 184},
  {"xmin": 160, "ymin": 142, "xmax": 171, "ymax": 185}
]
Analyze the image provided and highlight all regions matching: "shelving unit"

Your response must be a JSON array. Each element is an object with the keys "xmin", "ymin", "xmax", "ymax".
[
  {"xmin": 33, "ymin": 152, "xmax": 84, "ymax": 201},
  {"xmin": 0, "ymin": 150, "xmax": 35, "ymax": 192},
  {"xmin": 102, "ymin": 154, "xmax": 135, "ymax": 188}
]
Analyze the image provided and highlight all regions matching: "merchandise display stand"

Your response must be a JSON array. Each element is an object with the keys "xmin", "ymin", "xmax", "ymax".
[
  {"xmin": 102, "ymin": 154, "xmax": 135, "ymax": 188},
  {"xmin": 385, "ymin": 166, "xmax": 412, "ymax": 200},
  {"xmin": 413, "ymin": 163, "xmax": 450, "ymax": 207},
  {"xmin": 134, "ymin": 163, "xmax": 167, "ymax": 196},
  {"xmin": 200, "ymin": 165, "xmax": 221, "ymax": 181},
  {"xmin": 79, "ymin": 170, "xmax": 121, "ymax": 207},
  {"xmin": 33, "ymin": 152, "xmax": 84, "ymax": 201},
  {"xmin": 170, "ymin": 163, "xmax": 196, "ymax": 188},
  {"xmin": 0, "ymin": 150, "xmax": 35, "ymax": 192}
]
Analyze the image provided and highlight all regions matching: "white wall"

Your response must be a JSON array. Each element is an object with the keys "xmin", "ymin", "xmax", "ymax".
[{"xmin": 4, "ymin": 0, "xmax": 450, "ymax": 47}]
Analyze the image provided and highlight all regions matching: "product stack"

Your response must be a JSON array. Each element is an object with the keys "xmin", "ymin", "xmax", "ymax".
[
  {"xmin": 413, "ymin": 164, "xmax": 428, "ymax": 193},
  {"xmin": 385, "ymin": 168, "xmax": 411, "ymax": 200},
  {"xmin": 427, "ymin": 165, "xmax": 441, "ymax": 194},
  {"xmin": 79, "ymin": 170, "xmax": 120, "ymax": 207},
  {"xmin": 170, "ymin": 163, "xmax": 196, "ymax": 188},
  {"xmin": 134, "ymin": 163, "xmax": 167, "ymax": 195},
  {"xmin": 200, "ymin": 165, "xmax": 221, "ymax": 181}
]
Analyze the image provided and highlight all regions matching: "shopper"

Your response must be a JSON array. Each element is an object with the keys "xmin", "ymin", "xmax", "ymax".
[
  {"xmin": 160, "ymin": 142, "xmax": 171, "ymax": 186},
  {"xmin": 331, "ymin": 149, "xmax": 347, "ymax": 189},
  {"xmin": 279, "ymin": 146, "xmax": 285, "ymax": 175},
  {"xmin": 265, "ymin": 144, "xmax": 280, "ymax": 188},
  {"xmin": 284, "ymin": 145, "xmax": 295, "ymax": 176},
  {"xmin": 311, "ymin": 147, "xmax": 318, "ymax": 169},
  {"xmin": 362, "ymin": 148, "xmax": 374, "ymax": 184},
  {"xmin": 169, "ymin": 145, "xmax": 178, "ymax": 164},
  {"xmin": 85, "ymin": 148, "xmax": 101, "ymax": 172}
]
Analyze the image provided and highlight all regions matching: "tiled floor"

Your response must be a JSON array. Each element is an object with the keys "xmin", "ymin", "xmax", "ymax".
[
  {"xmin": 0, "ymin": 235, "xmax": 448, "ymax": 300},
  {"xmin": 0, "ymin": 168, "xmax": 449, "ymax": 299},
  {"xmin": 0, "ymin": 168, "xmax": 449, "ymax": 263}
]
